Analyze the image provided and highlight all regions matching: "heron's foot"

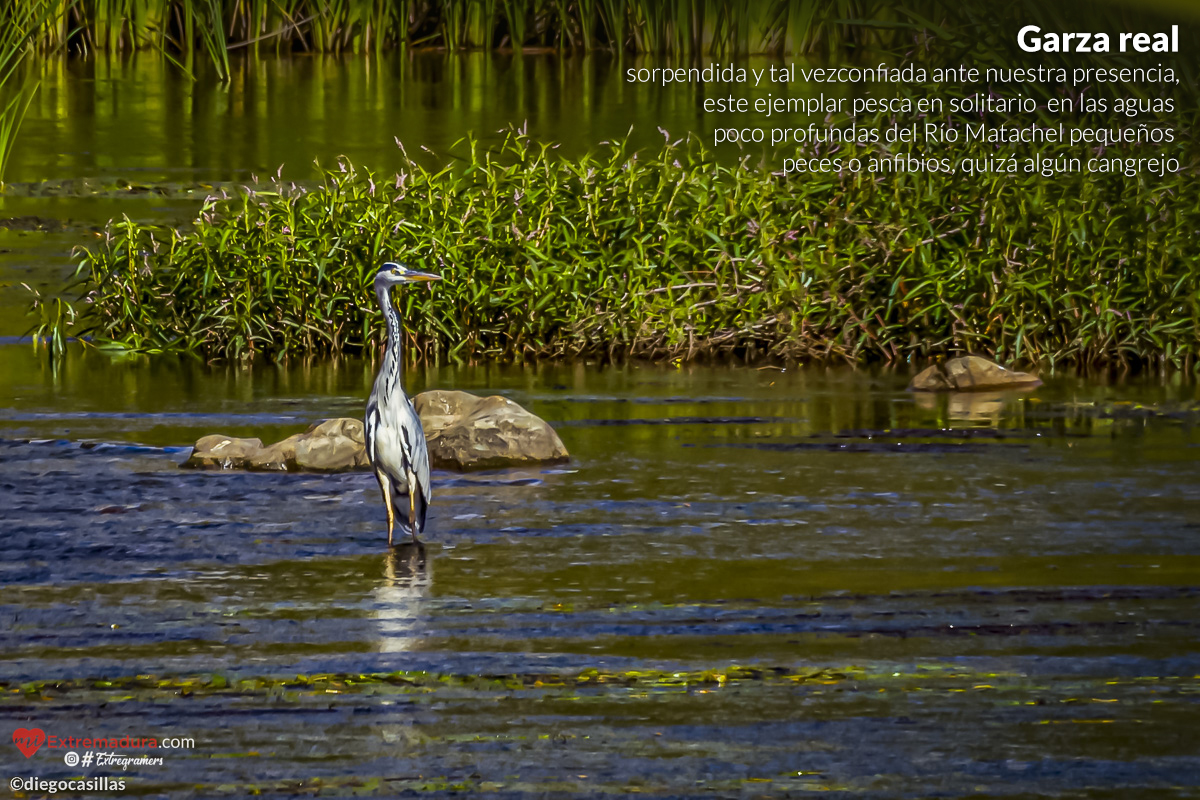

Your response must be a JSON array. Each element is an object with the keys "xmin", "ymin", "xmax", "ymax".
[{"xmin": 385, "ymin": 527, "xmax": 420, "ymax": 549}]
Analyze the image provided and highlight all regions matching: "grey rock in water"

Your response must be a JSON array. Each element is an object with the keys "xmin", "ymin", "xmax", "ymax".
[
  {"xmin": 295, "ymin": 418, "xmax": 370, "ymax": 471},
  {"xmin": 184, "ymin": 391, "xmax": 567, "ymax": 472},
  {"xmin": 908, "ymin": 356, "xmax": 1042, "ymax": 392},
  {"xmin": 243, "ymin": 419, "xmax": 368, "ymax": 472},
  {"xmin": 246, "ymin": 434, "xmax": 301, "ymax": 471},
  {"xmin": 414, "ymin": 390, "xmax": 570, "ymax": 471},
  {"xmin": 184, "ymin": 435, "xmax": 264, "ymax": 469}
]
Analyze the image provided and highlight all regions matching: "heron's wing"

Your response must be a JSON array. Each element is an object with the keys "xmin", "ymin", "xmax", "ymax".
[
  {"xmin": 404, "ymin": 403, "xmax": 432, "ymax": 505},
  {"xmin": 364, "ymin": 398, "xmax": 380, "ymax": 465},
  {"xmin": 400, "ymin": 402, "xmax": 432, "ymax": 534}
]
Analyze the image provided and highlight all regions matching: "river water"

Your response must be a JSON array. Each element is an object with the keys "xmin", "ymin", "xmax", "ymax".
[
  {"xmin": 1, "ymin": 53, "xmax": 1199, "ymax": 798},
  {"xmin": 2, "ymin": 350, "xmax": 1198, "ymax": 796}
]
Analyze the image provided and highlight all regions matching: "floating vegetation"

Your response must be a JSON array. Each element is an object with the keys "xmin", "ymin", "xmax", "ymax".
[
  {"xmin": 5, "ymin": 665, "xmax": 857, "ymax": 698},
  {"xmin": 6, "ymin": 664, "xmax": 1195, "ymax": 705},
  {"xmin": 7, "ymin": 663, "xmax": 1193, "ymax": 796},
  {"xmin": 31, "ymin": 123, "xmax": 1200, "ymax": 370}
]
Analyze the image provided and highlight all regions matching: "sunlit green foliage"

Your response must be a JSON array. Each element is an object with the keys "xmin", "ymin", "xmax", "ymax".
[
  {"xmin": 32, "ymin": 126, "xmax": 1200, "ymax": 369},
  {"xmin": 23, "ymin": 0, "xmax": 1194, "ymax": 58}
]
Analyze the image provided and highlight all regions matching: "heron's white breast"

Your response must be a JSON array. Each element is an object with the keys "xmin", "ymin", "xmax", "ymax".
[{"xmin": 372, "ymin": 399, "xmax": 424, "ymax": 491}]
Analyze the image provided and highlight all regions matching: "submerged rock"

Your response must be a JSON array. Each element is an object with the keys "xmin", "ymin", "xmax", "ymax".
[
  {"xmin": 0, "ymin": 215, "xmax": 72, "ymax": 232},
  {"xmin": 908, "ymin": 356, "xmax": 1041, "ymax": 392},
  {"xmin": 184, "ymin": 392, "xmax": 567, "ymax": 472},
  {"xmin": 414, "ymin": 390, "xmax": 571, "ymax": 470}
]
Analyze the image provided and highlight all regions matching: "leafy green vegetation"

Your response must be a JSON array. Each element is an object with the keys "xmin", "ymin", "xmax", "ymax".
[
  {"xmin": 24, "ymin": 0, "xmax": 1194, "ymax": 58},
  {"xmin": 30, "ymin": 125, "xmax": 1200, "ymax": 369},
  {"xmin": 13, "ymin": 0, "xmax": 890, "ymax": 57}
]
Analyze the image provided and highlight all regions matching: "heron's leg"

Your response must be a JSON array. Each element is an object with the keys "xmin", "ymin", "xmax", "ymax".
[
  {"xmin": 408, "ymin": 492, "xmax": 419, "ymax": 544},
  {"xmin": 407, "ymin": 469, "xmax": 420, "ymax": 545},
  {"xmin": 376, "ymin": 469, "xmax": 395, "ymax": 546}
]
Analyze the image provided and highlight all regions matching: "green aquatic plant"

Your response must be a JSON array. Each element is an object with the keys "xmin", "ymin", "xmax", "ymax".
[
  {"xmin": 0, "ymin": 0, "xmax": 74, "ymax": 185},
  {"xmin": 29, "ymin": 124, "xmax": 1200, "ymax": 369},
  {"xmin": 20, "ymin": 0, "xmax": 1193, "ymax": 58},
  {"xmin": 0, "ymin": 85, "xmax": 37, "ymax": 186}
]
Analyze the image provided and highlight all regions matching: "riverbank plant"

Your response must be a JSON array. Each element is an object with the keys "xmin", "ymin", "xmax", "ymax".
[
  {"xmin": 22, "ymin": 0, "xmax": 1181, "ymax": 59},
  {"xmin": 0, "ymin": 1, "xmax": 72, "ymax": 185},
  {"xmin": 32, "ymin": 125, "xmax": 1200, "ymax": 370}
]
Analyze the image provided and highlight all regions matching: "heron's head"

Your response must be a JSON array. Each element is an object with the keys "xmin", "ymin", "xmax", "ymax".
[{"xmin": 374, "ymin": 261, "xmax": 441, "ymax": 290}]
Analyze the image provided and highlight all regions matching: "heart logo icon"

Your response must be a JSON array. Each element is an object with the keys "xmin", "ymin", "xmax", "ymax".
[{"xmin": 13, "ymin": 728, "xmax": 45, "ymax": 758}]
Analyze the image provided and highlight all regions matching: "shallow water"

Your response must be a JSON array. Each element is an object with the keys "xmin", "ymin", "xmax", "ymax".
[{"xmin": 2, "ymin": 348, "xmax": 1198, "ymax": 796}]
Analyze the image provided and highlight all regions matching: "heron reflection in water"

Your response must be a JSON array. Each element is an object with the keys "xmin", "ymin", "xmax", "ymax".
[
  {"xmin": 365, "ymin": 261, "xmax": 441, "ymax": 546},
  {"xmin": 373, "ymin": 547, "xmax": 434, "ymax": 752},
  {"xmin": 373, "ymin": 544, "xmax": 432, "ymax": 654}
]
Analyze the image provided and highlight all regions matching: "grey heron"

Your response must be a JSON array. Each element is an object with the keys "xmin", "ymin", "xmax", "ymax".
[{"xmin": 365, "ymin": 261, "xmax": 441, "ymax": 545}]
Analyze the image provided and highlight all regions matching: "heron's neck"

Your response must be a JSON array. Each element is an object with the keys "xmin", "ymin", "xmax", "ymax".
[{"xmin": 376, "ymin": 284, "xmax": 406, "ymax": 401}]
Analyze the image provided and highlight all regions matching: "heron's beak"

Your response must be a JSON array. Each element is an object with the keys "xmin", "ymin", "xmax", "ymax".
[{"xmin": 403, "ymin": 270, "xmax": 442, "ymax": 283}]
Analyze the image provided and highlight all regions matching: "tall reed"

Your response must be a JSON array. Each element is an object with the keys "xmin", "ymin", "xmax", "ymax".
[
  {"xmin": 28, "ymin": 0, "xmax": 1186, "ymax": 59},
  {"xmin": 0, "ymin": 1, "xmax": 72, "ymax": 185}
]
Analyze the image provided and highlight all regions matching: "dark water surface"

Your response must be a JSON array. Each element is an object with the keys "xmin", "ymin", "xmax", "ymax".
[{"xmin": 2, "ymin": 347, "xmax": 1198, "ymax": 797}]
